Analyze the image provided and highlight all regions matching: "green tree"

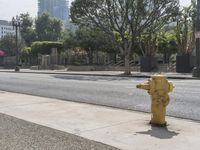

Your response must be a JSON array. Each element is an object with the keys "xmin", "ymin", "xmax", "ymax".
[
  {"xmin": 63, "ymin": 27, "xmax": 116, "ymax": 65},
  {"xmin": 75, "ymin": 27, "xmax": 116, "ymax": 64},
  {"xmin": 63, "ymin": 31, "xmax": 77, "ymax": 50},
  {"xmin": 21, "ymin": 47, "xmax": 32, "ymax": 64},
  {"xmin": 175, "ymin": 0, "xmax": 196, "ymax": 55},
  {"xmin": 35, "ymin": 13, "xmax": 62, "ymax": 41},
  {"xmin": 0, "ymin": 35, "xmax": 25, "ymax": 56},
  {"xmin": 157, "ymin": 32, "xmax": 178, "ymax": 63},
  {"xmin": 71, "ymin": 0, "xmax": 179, "ymax": 75},
  {"xmin": 20, "ymin": 13, "xmax": 36, "ymax": 46}
]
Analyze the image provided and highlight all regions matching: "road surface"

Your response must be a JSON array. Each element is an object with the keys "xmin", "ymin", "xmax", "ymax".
[{"xmin": 0, "ymin": 72, "xmax": 199, "ymax": 121}]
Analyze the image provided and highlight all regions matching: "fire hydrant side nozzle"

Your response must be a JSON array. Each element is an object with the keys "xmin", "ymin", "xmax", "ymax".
[
  {"xmin": 136, "ymin": 81, "xmax": 150, "ymax": 91},
  {"xmin": 136, "ymin": 74, "xmax": 175, "ymax": 127}
]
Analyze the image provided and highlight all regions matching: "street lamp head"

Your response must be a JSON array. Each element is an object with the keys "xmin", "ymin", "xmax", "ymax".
[
  {"xmin": 12, "ymin": 17, "xmax": 15, "ymax": 22},
  {"xmin": 12, "ymin": 17, "xmax": 15, "ymax": 26},
  {"xmin": 12, "ymin": 15, "xmax": 22, "ymax": 28}
]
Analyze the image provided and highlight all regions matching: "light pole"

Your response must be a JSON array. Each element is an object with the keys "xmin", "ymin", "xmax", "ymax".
[
  {"xmin": 193, "ymin": 0, "xmax": 200, "ymax": 77},
  {"xmin": 12, "ymin": 15, "xmax": 21, "ymax": 72}
]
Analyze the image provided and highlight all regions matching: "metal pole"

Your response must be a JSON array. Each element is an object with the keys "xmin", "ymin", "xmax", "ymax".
[
  {"xmin": 16, "ymin": 25, "xmax": 18, "ymax": 67},
  {"xmin": 193, "ymin": 0, "xmax": 200, "ymax": 77},
  {"xmin": 12, "ymin": 16, "xmax": 20, "ymax": 72}
]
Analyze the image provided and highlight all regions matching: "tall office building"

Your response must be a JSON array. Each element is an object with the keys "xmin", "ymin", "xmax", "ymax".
[
  {"xmin": 38, "ymin": 0, "xmax": 69, "ymax": 28},
  {"xmin": 0, "ymin": 20, "xmax": 15, "ymax": 39}
]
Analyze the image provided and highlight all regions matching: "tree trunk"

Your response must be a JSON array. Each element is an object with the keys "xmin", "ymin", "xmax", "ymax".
[
  {"xmin": 114, "ymin": 52, "xmax": 117, "ymax": 64},
  {"xmin": 119, "ymin": 39, "xmax": 131, "ymax": 75},
  {"xmin": 124, "ymin": 53, "xmax": 131, "ymax": 75},
  {"xmin": 164, "ymin": 50, "xmax": 167, "ymax": 63},
  {"xmin": 124, "ymin": 46, "xmax": 131, "ymax": 75},
  {"xmin": 88, "ymin": 49, "xmax": 93, "ymax": 65}
]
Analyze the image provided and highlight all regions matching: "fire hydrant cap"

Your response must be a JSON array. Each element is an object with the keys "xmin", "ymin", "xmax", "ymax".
[{"xmin": 151, "ymin": 74, "xmax": 167, "ymax": 79}]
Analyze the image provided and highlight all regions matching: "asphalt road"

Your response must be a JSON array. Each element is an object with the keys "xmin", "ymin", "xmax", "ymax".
[{"xmin": 0, "ymin": 72, "xmax": 200, "ymax": 121}]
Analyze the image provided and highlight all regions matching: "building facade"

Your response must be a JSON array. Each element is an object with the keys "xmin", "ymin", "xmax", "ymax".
[
  {"xmin": 38, "ymin": 0, "xmax": 69, "ymax": 28},
  {"xmin": 0, "ymin": 20, "xmax": 15, "ymax": 39}
]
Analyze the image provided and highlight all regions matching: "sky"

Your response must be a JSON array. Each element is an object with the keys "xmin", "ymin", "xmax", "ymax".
[{"xmin": 0, "ymin": 0, "xmax": 192, "ymax": 21}]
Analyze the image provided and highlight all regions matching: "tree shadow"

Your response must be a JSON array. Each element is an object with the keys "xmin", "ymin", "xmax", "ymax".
[
  {"xmin": 52, "ymin": 74, "xmax": 145, "ymax": 82},
  {"xmin": 136, "ymin": 126, "xmax": 179, "ymax": 139}
]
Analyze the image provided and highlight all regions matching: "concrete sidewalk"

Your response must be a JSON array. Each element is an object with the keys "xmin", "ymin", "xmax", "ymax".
[
  {"xmin": 0, "ymin": 91, "xmax": 200, "ymax": 150},
  {"xmin": 0, "ymin": 69, "xmax": 196, "ymax": 79}
]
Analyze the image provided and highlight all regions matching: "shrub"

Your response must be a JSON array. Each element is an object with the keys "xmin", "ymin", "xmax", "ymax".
[{"xmin": 31, "ymin": 41, "xmax": 63, "ymax": 55}]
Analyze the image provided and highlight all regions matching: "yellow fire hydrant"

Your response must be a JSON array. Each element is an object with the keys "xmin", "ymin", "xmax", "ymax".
[{"xmin": 136, "ymin": 74, "xmax": 174, "ymax": 127}]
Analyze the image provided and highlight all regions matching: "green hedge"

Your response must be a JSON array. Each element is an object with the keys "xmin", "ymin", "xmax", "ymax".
[
  {"xmin": 21, "ymin": 47, "xmax": 31, "ymax": 55},
  {"xmin": 31, "ymin": 41, "xmax": 63, "ymax": 55}
]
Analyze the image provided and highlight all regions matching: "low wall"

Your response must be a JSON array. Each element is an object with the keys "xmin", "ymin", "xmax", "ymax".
[
  {"xmin": 29, "ymin": 64, "xmax": 175, "ymax": 72},
  {"xmin": 30, "ymin": 65, "xmax": 65, "ymax": 70},
  {"xmin": 67, "ymin": 64, "xmax": 176, "ymax": 72},
  {"xmin": 67, "ymin": 65, "xmax": 140, "ymax": 71},
  {"xmin": 3, "ymin": 56, "xmax": 16, "ymax": 68}
]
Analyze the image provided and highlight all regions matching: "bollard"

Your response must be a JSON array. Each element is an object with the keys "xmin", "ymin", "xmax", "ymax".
[{"xmin": 136, "ymin": 74, "xmax": 174, "ymax": 127}]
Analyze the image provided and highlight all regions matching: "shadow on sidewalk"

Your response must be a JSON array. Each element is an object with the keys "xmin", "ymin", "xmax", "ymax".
[{"xmin": 136, "ymin": 126, "xmax": 179, "ymax": 139}]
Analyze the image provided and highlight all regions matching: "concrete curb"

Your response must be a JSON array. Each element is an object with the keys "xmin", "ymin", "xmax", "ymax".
[{"xmin": 0, "ymin": 70, "xmax": 197, "ymax": 80}]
